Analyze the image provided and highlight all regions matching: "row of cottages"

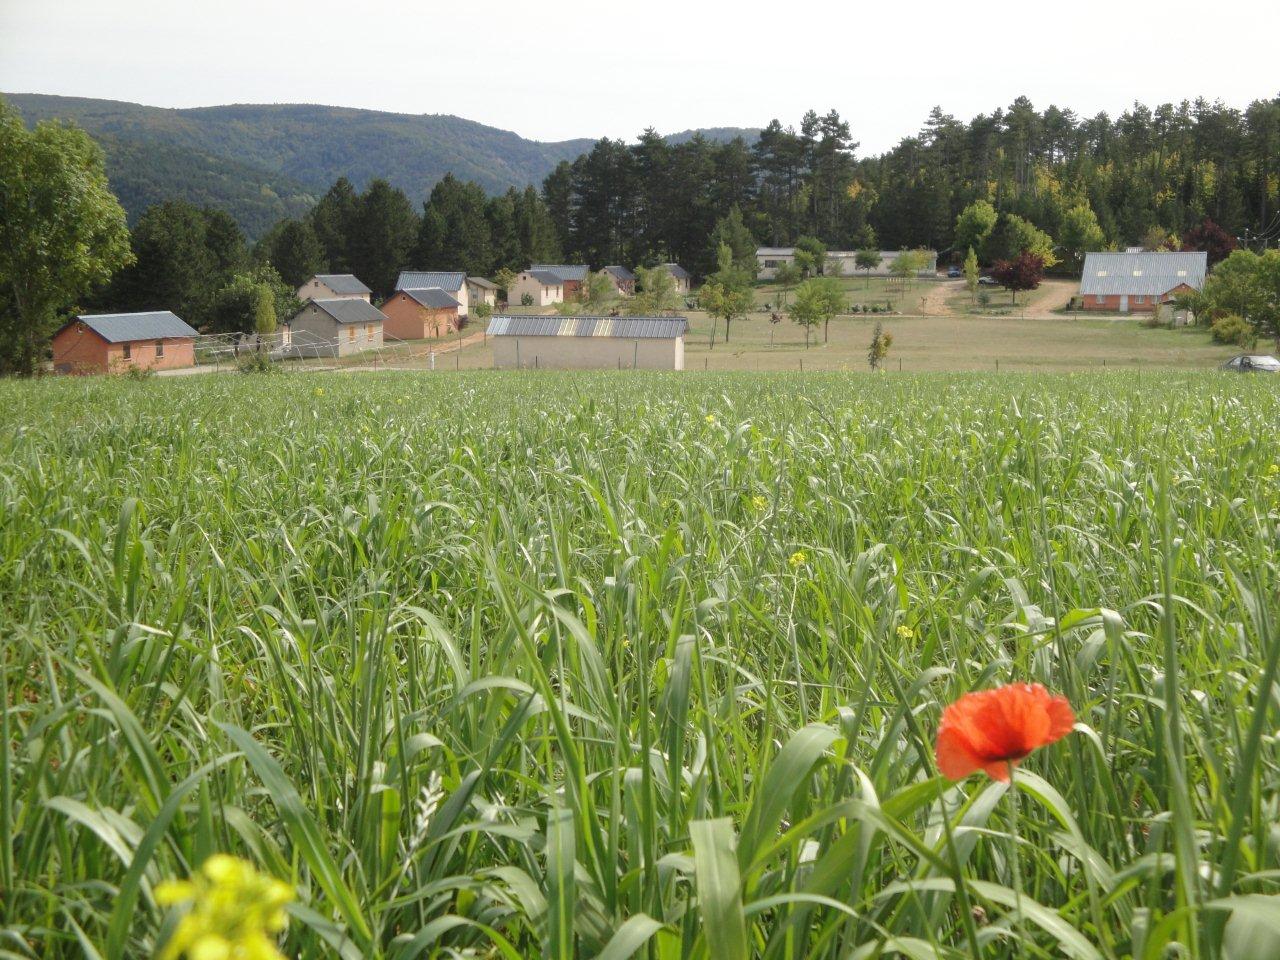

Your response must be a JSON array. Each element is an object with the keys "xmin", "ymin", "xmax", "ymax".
[
  {"xmin": 52, "ymin": 311, "xmax": 199, "ymax": 374},
  {"xmin": 756, "ymin": 248, "xmax": 938, "ymax": 279},
  {"xmin": 1076, "ymin": 251, "xmax": 1207, "ymax": 313},
  {"xmin": 490, "ymin": 316, "xmax": 688, "ymax": 370}
]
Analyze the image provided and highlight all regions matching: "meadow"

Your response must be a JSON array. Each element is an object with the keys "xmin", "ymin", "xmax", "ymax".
[{"xmin": 3, "ymin": 370, "xmax": 1280, "ymax": 959}]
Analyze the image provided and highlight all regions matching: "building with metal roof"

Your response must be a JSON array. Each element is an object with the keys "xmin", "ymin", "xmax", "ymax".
[
  {"xmin": 395, "ymin": 270, "xmax": 472, "ymax": 316},
  {"xmin": 658, "ymin": 263, "xmax": 692, "ymax": 293},
  {"xmin": 1077, "ymin": 251, "xmax": 1207, "ymax": 312},
  {"xmin": 287, "ymin": 299, "xmax": 387, "ymax": 357},
  {"xmin": 490, "ymin": 315, "xmax": 688, "ymax": 370},
  {"xmin": 382, "ymin": 288, "xmax": 461, "ymax": 340},
  {"xmin": 508, "ymin": 271, "xmax": 566, "ymax": 308},
  {"xmin": 603, "ymin": 265, "xmax": 636, "ymax": 296},
  {"xmin": 531, "ymin": 264, "xmax": 590, "ymax": 282},
  {"xmin": 755, "ymin": 248, "xmax": 938, "ymax": 279},
  {"xmin": 298, "ymin": 274, "xmax": 372, "ymax": 301},
  {"xmin": 52, "ymin": 312, "xmax": 199, "ymax": 374}
]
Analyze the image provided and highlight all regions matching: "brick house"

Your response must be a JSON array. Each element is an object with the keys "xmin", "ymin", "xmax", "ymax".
[
  {"xmin": 381, "ymin": 288, "xmax": 462, "ymax": 340},
  {"xmin": 296, "ymin": 274, "xmax": 372, "ymax": 302},
  {"xmin": 52, "ymin": 311, "xmax": 198, "ymax": 374},
  {"xmin": 395, "ymin": 271, "xmax": 469, "ymax": 316},
  {"xmin": 603, "ymin": 266, "xmax": 636, "ymax": 296},
  {"xmin": 530, "ymin": 264, "xmax": 589, "ymax": 300},
  {"xmin": 286, "ymin": 298, "xmax": 386, "ymax": 356},
  {"xmin": 1077, "ymin": 251, "xmax": 1208, "ymax": 313}
]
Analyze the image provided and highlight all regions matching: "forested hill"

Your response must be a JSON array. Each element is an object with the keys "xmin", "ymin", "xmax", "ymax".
[{"xmin": 5, "ymin": 94, "xmax": 598, "ymax": 236}]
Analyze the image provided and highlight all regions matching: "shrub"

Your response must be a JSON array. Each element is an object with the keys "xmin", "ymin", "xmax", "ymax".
[
  {"xmin": 235, "ymin": 352, "xmax": 279, "ymax": 374},
  {"xmin": 1210, "ymin": 313, "xmax": 1255, "ymax": 346}
]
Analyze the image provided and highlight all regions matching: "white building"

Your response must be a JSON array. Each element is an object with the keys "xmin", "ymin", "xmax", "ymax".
[{"xmin": 756, "ymin": 248, "xmax": 937, "ymax": 280}]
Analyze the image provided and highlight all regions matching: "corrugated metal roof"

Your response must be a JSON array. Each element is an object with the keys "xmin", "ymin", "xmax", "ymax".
[
  {"xmin": 660, "ymin": 263, "xmax": 690, "ymax": 280},
  {"xmin": 313, "ymin": 273, "xmax": 371, "ymax": 294},
  {"xmin": 527, "ymin": 270, "xmax": 565, "ymax": 285},
  {"xmin": 1079, "ymin": 251, "xmax": 1207, "ymax": 296},
  {"xmin": 396, "ymin": 270, "xmax": 465, "ymax": 292},
  {"xmin": 467, "ymin": 276, "xmax": 498, "ymax": 289},
  {"xmin": 604, "ymin": 265, "xmax": 636, "ymax": 281},
  {"xmin": 73, "ymin": 312, "xmax": 197, "ymax": 343},
  {"xmin": 531, "ymin": 264, "xmax": 590, "ymax": 282},
  {"xmin": 402, "ymin": 287, "xmax": 461, "ymax": 309},
  {"xmin": 304, "ymin": 298, "xmax": 388, "ymax": 324},
  {"xmin": 489, "ymin": 316, "xmax": 688, "ymax": 339}
]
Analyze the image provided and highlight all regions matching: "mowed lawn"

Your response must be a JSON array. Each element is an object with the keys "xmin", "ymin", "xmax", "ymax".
[
  {"xmin": 428, "ymin": 277, "xmax": 1239, "ymax": 372},
  {"xmin": 5, "ymin": 371, "xmax": 1280, "ymax": 958}
]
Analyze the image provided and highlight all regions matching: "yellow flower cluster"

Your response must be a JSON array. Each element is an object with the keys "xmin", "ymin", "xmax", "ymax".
[
  {"xmin": 704, "ymin": 414, "xmax": 717, "ymax": 425},
  {"xmin": 896, "ymin": 624, "xmax": 915, "ymax": 641},
  {"xmin": 751, "ymin": 495, "xmax": 768, "ymax": 510},
  {"xmin": 788, "ymin": 551, "xmax": 807, "ymax": 569},
  {"xmin": 156, "ymin": 855, "xmax": 293, "ymax": 960}
]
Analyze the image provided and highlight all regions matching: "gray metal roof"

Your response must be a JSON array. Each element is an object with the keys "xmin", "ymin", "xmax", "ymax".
[
  {"xmin": 531, "ymin": 264, "xmax": 590, "ymax": 282},
  {"xmin": 660, "ymin": 263, "xmax": 690, "ymax": 280},
  {"xmin": 466, "ymin": 276, "xmax": 498, "ymax": 289},
  {"xmin": 72, "ymin": 311, "xmax": 197, "ymax": 343},
  {"xmin": 489, "ymin": 316, "xmax": 688, "ymax": 339},
  {"xmin": 402, "ymin": 287, "xmax": 461, "ymax": 309},
  {"xmin": 395, "ymin": 271, "xmax": 465, "ymax": 292},
  {"xmin": 303, "ymin": 298, "xmax": 388, "ymax": 325},
  {"xmin": 313, "ymin": 273, "xmax": 371, "ymax": 295},
  {"xmin": 1079, "ymin": 251, "xmax": 1207, "ymax": 296},
  {"xmin": 604, "ymin": 266, "xmax": 636, "ymax": 281},
  {"xmin": 526, "ymin": 270, "xmax": 565, "ymax": 285}
]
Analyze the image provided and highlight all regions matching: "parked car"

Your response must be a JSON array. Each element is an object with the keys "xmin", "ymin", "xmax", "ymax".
[
  {"xmin": 1222, "ymin": 354, "xmax": 1280, "ymax": 373},
  {"xmin": 978, "ymin": 276, "xmax": 999, "ymax": 286},
  {"xmin": 946, "ymin": 266, "xmax": 963, "ymax": 278}
]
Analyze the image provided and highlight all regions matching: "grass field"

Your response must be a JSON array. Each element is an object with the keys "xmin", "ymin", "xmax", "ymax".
[{"xmin": 5, "ymin": 371, "xmax": 1280, "ymax": 959}]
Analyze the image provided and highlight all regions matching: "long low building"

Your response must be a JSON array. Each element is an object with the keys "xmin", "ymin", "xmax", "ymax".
[
  {"xmin": 1077, "ymin": 251, "xmax": 1207, "ymax": 312},
  {"xmin": 756, "ymin": 248, "xmax": 937, "ymax": 279},
  {"xmin": 490, "ymin": 315, "xmax": 687, "ymax": 370},
  {"xmin": 52, "ymin": 311, "xmax": 198, "ymax": 374}
]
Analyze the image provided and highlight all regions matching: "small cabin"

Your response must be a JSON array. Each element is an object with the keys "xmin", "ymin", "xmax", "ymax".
[{"xmin": 52, "ymin": 311, "xmax": 198, "ymax": 374}]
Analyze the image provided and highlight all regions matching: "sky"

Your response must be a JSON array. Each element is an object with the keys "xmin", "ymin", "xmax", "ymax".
[{"xmin": 1, "ymin": 0, "xmax": 1277, "ymax": 154}]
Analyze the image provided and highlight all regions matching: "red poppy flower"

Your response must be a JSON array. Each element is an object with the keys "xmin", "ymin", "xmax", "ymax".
[{"xmin": 935, "ymin": 683, "xmax": 1074, "ymax": 781}]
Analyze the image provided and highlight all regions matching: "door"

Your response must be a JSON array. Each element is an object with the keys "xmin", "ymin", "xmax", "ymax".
[{"xmin": 1119, "ymin": 295, "xmax": 1129, "ymax": 313}]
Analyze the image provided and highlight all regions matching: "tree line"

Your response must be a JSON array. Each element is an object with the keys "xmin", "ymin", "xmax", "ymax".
[{"xmin": 534, "ymin": 97, "xmax": 1280, "ymax": 272}]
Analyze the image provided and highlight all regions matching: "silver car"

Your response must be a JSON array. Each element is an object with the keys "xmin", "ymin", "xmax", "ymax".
[{"xmin": 1222, "ymin": 354, "xmax": 1280, "ymax": 373}]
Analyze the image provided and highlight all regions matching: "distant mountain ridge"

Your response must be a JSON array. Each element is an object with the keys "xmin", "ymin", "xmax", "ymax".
[{"xmin": 5, "ymin": 93, "xmax": 757, "ymax": 237}]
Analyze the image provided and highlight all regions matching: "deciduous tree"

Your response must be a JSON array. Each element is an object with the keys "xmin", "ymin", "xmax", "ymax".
[
  {"xmin": 0, "ymin": 99, "xmax": 132, "ymax": 374},
  {"xmin": 991, "ymin": 251, "xmax": 1045, "ymax": 303}
]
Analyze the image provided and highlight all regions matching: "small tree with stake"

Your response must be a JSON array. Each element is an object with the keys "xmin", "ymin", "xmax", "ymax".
[
  {"xmin": 867, "ymin": 321, "xmax": 893, "ymax": 371},
  {"xmin": 790, "ymin": 277, "xmax": 843, "ymax": 347},
  {"xmin": 698, "ymin": 243, "xmax": 754, "ymax": 346},
  {"xmin": 991, "ymin": 251, "xmax": 1045, "ymax": 304},
  {"xmin": 855, "ymin": 249, "xmax": 882, "ymax": 288}
]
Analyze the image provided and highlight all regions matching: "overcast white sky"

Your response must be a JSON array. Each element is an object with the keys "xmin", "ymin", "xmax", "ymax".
[{"xmin": 1, "ymin": 0, "xmax": 1276, "ymax": 153}]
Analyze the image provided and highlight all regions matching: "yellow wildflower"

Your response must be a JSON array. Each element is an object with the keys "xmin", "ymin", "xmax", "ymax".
[
  {"xmin": 751, "ymin": 495, "xmax": 768, "ymax": 510},
  {"xmin": 313, "ymin": 387, "xmax": 325, "ymax": 398},
  {"xmin": 896, "ymin": 624, "xmax": 915, "ymax": 641},
  {"xmin": 1268, "ymin": 464, "xmax": 1280, "ymax": 477},
  {"xmin": 705, "ymin": 414, "xmax": 716, "ymax": 425},
  {"xmin": 788, "ymin": 551, "xmax": 807, "ymax": 569},
  {"xmin": 156, "ymin": 855, "xmax": 293, "ymax": 960}
]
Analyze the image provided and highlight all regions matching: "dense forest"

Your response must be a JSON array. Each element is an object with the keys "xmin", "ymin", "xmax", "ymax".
[{"xmin": 537, "ymin": 96, "xmax": 1280, "ymax": 275}]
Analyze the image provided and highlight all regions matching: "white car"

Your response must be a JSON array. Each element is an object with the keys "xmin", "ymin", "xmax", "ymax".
[{"xmin": 1222, "ymin": 354, "xmax": 1280, "ymax": 373}]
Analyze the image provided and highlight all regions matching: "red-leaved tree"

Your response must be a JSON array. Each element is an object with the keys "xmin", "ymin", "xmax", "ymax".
[
  {"xmin": 991, "ymin": 252, "xmax": 1045, "ymax": 304},
  {"xmin": 1181, "ymin": 218, "xmax": 1237, "ymax": 266}
]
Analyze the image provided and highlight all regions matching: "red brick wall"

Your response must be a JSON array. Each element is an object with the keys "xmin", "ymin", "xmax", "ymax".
[
  {"xmin": 52, "ymin": 323, "xmax": 195, "ymax": 374},
  {"xmin": 382, "ymin": 294, "xmax": 458, "ymax": 340},
  {"xmin": 1078, "ymin": 283, "xmax": 1195, "ymax": 313}
]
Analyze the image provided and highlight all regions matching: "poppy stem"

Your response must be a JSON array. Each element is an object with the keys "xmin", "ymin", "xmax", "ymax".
[{"xmin": 1007, "ymin": 762, "xmax": 1025, "ymax": 957}]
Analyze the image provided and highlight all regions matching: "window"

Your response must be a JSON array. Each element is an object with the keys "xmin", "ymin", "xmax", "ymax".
[
  {"xmin": 156, "ymin": 340, "xmax": 165, "ymax": 358},
  {"xmin": 1096, "ymin": 270, "xmax": 1108, "ymax": 277},
  {"xmin": 1132, "ymin": 270, "xmax": 1143, "ymax": 277},
  {"xmin": 366, "ymin": 323, "xmax": 373, "ymax": 338},
  {"xmin": 347, "ymin": 326, "xmax": 355, "ymax": 343},
  {"xmin": 1095, "ymin": 295, "xmax": 1106, "ymax": 304},
  {"xmin": 1177, "ymin": 269, "xmax": 1187, "ymax": 277},
  {"xmin": 1135, "ymin": 296, "xmax": 1145, "ymax": 304},
  {"xmin": 122, "ymin": 343, "xmax": 132, "ymax": 360}
]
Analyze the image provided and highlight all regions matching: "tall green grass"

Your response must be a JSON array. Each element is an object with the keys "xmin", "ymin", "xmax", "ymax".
[{"xmin": 3, "ymin": 371, "xmax": 1280, "ymax": 959}]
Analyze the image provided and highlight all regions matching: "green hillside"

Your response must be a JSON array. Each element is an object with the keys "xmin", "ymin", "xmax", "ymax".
[{"xmin": 5, "ymin": 94, "xmax": 598, "ymax": 235}]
